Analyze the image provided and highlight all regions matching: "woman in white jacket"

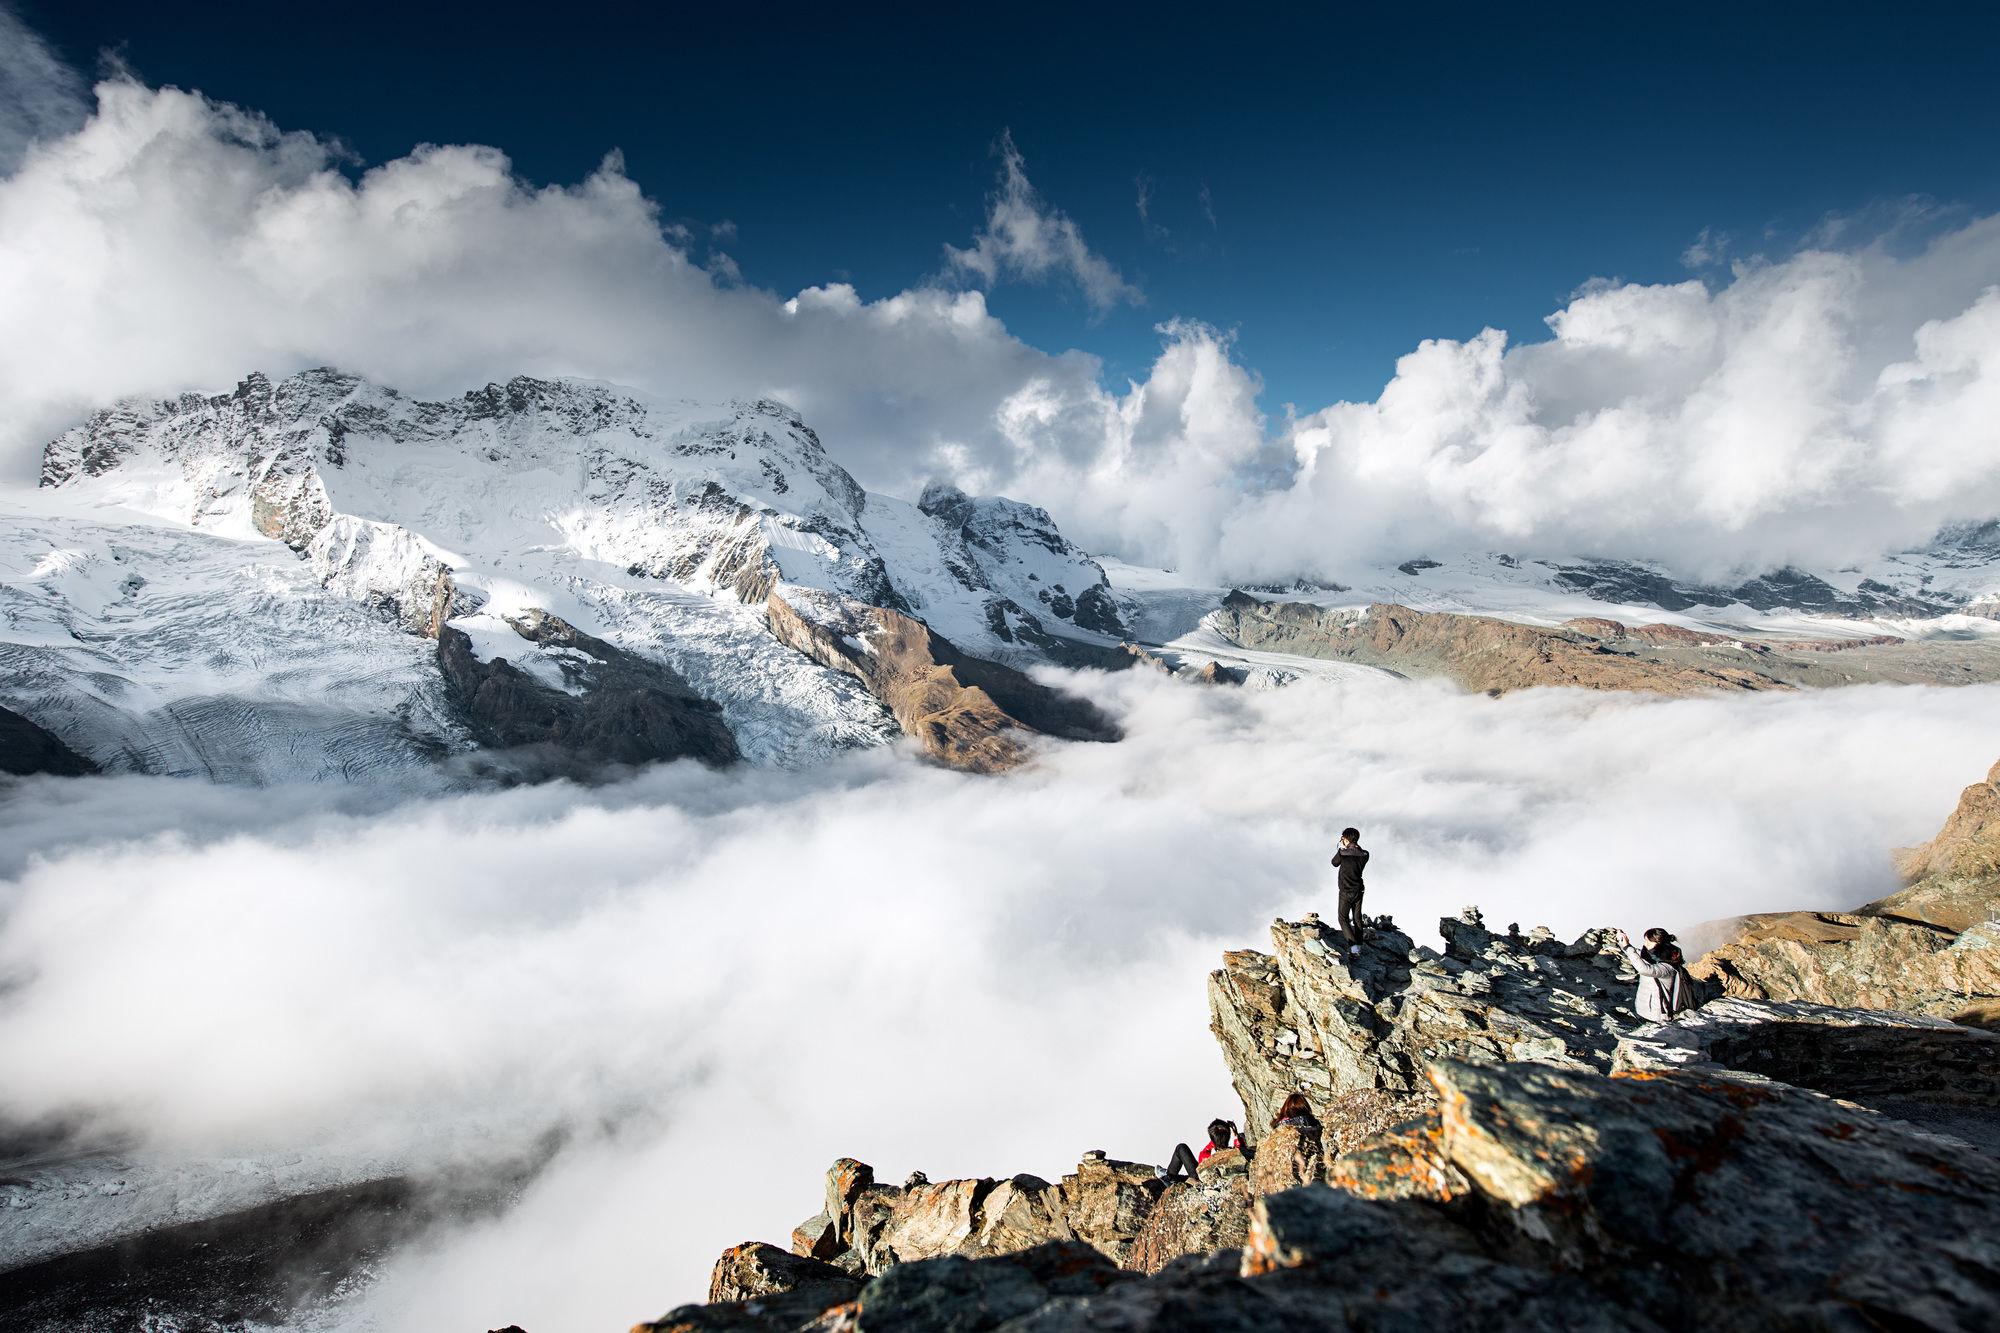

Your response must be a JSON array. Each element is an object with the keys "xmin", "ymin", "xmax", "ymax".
[{"xmin": 1617, "ymin": 928, "xmax": 1694, "ymax": 1022}]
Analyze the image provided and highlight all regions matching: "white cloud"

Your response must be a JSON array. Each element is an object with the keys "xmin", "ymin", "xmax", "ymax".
[
  {"xmin": 4, "ymin": 672, "xmax": 1997, "ymax": 1327},
  {"xmin": 2, "ymin": 61, "xmax": 1999, "ymax": 591},
  {"xmin": 0, "ymin": 4, "xmax": 86, "ymax": 174},
  {"xmin": 992, "ymin": 222, "xmax": 2000, "ymax": 583},
  {"xmin": 942, "ymin": 130, "xmax": 1143, "ymax": 315},
  {"xmin": 0, "ymin": 78, "xmax": 1133, "ymax": 502}
]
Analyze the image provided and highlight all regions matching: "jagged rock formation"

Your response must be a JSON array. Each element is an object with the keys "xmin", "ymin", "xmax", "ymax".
[
  {"xmin": 1208, "ymin": 910, "xmax": 1641, "ymax": 1150},
  {"xmin": 793, "ymin": 1152, "xmax": 1165, "ymax": 1279},
  {"xmin": 1123, "ymin": 1151, "xmax": 1249, "ymax": 1275},
  {"xmin": 436, "ymin": 610, "xmax": 740, "ymax": 774},
  {"xmin": 655, "ymin": 1033, "xmax": 2000, "ymax": 1332},
  {"xmin": 766, "ymin": 591, "xmax": 1119, "ymax": 773},
  {"xmin": 1885, "ymin": 757, "xmax": 2000, "ymax": 930},
  {"xmin": 1693, "ymin": 911, "xmax": 2000, "ymax": 1023},
  {"xmin": 1113, "ymin": 642, "xmax": 1245, "ymax": 685},
  {"xmin": 706, "ymin": 1244, "xmax": 860, "ymax": 1308},
  {"xmin": 0, "ymin": 703, "xmax": 98, "ymax": 777},
  {"xmin": 1693, "ymin": 756, "xmax": 2000, "ymax": 1024},
  {"xmin": 1208, "ymin": 592, "xmax": 2000, "ymax": 693}
]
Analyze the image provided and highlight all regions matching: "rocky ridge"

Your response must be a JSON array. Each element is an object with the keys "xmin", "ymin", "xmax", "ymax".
[
  {"xmin": 1207, "ymin": 592, "xmax": 2000, "ymax": 694},
  {"xmin": 642, "ymin": 895, "xmax": 2000, "ymax": 1332},
  {"xmin": 1692, "ymin": 755, "xmax": 2000, "ymax": 1025}
]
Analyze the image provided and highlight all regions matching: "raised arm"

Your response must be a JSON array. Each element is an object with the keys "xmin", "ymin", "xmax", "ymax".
[{"xmin": 1622, "ymin": 944, "xmax": 1676, "ymax": 979}]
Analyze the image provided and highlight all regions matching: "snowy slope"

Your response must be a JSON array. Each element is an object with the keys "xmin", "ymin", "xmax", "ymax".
[
  {"xmin": 1104, "ymin": 536, "xmax": 2000, "ymax": 658},
  {"xmin": 9, "ymin": 371, "xmax": 1129, "ymax": 778}
]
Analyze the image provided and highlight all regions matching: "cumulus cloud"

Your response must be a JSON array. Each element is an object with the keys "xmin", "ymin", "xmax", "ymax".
[
  {"xmin": 996, "ymin": 221, "xmax": 2000, "ymax": 583},
  {"xmin": 943, "ymin": 130, "xmax": 1143, "ymax": 315},
  {"xmin": 0, "ymin": 77, "xmax": 1117, "ymax": 499},
  {"xmin": 3, "ymin": 53, "xmax": 1999, "ymax": 589},
  {"xmin": 5, "ymin": 672, "xmax": 1998, "ymax": 1328}
]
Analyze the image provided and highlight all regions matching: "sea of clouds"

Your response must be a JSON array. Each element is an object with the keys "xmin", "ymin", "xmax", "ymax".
[
  {"xmin": 6, "ymin": 670, "xmax": 2000, "ymax": 1329},
  {"xmin": 1, "ymin": 23, "xmax": 1996, "ymax": 586},
  {"xmin": 4, "ymin": 13, "xmax": 2000, "ymax": 1329}
]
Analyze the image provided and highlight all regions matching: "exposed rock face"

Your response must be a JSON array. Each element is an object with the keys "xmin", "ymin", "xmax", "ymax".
[
  {"xmin": 667, "ymin": 912, "xmax": 2000, "ymax": 1332},
  {"xmin": 1885, "ymin": 757, "xmax": 2000, "ymax": 930},
  {"xmin": 794, "ymin": 1151, "xmax": 1165, "ymax": 1279},
  {"xmin": 1122, "ymin": 1151, "xmax": 1248, "ymax": 1275},
  {"xmin": 1113, "ymin": 642, "xmax": 1244, "ymax": 685},
  {"xmin": 706, "ymin": 1243, "xmax": 859, "ymax": 1307},
  {"xmin": 1693, "ymin": 756, "xmax": 2000, "ymax": 1021},
  {"xmin": 1208, "ymin": 911, "xmax": 1642, "ymax": 1146},
  {"xmin": 1209, "ymin": 592, "xmax": 2000, "ymax": 693},
  {"xmin": 0, "ymin": 703, "xmax": 98, "ymax": 777},
  {"xmin": 669, "ymin": 1051, "xmax": 2000, "ymax": 1330},
  {"xmin": 437, "ymin": 611, "xmax": 739, "ymax": 773},
  {"xmin": 766, "ymin": 590, "xmax": 1119, "ymax": 774},
  {"xmin": 1243, "ymin": 1122, "xmax": 1319, "ymax": 1198},
  {"xmin": 1693, "ymin": 910, "xmax": 2000, "ymax": 1022}
]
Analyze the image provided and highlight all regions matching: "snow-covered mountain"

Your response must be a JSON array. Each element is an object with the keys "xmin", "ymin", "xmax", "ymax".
[
  {"xmin": 10, "ymin": 367, "xmax": 2000, "ymax": 784},
  {"xmin": 7, "ymin": 370, "xmax": 1130, "ymax": 779}
]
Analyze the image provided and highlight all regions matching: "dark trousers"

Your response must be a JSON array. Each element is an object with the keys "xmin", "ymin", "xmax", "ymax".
[
  {"xmin": 1339, "ymin": 886, "xmax": 1366, "ymax": 946},
  {"xmin": 1165, "ymin": 1142, "xmax": 1201, "ymax": 1181}
]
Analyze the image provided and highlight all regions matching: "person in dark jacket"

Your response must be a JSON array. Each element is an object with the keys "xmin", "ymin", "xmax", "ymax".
[
  {"xmin": 1270, "ymin": 1092, "xmax": 1320, "ymax": 1133},
  {"xmin": 1331, "ymin": 828, "xmax": 1370, "ymax": 956},
  {"xmin": 1165, "ymin": 1117, "xmax": 1244, "ymax": 1181}
]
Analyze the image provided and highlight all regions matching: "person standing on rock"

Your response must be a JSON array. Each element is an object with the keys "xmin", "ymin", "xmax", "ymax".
[
  {"xmin": 1331, "ymin": 828, "xmax": 1371, "ymax": 956},
  {"xmin": 1617, "ymin": 928, "xmax": 1696, "ymax": 1021}
]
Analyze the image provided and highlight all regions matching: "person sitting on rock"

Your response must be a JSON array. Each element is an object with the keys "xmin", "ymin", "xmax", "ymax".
[
  {"xmin": 1164, "ymin": 1117, "xmax": 1245, "ymax": 1181},
  {"xmin": 1617, "ymin": 927, "xmax": 1698, "ymax": 1021},
  {"xmin": 1331, "ymin": 828, "xmax": 1371, "ymax": 956},
  {"xmin": 1270, "ymin": 1092, "xmax": 1320, "ymax": 1133}
]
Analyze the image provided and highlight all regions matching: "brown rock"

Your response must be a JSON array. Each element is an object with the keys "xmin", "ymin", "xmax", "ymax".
[
  {"xmin": 1246, "ymin": 1121, "xmax": 1323, "ymax": 1196},
  {"xmin": 706, "ymin": 1242, "xmax": 860, "ymax": 1306},
  {"xmin": 1212, "ymin": 593, "xmax": 2000, "ymax": 694},
  {"xmin": 1883, "ymin": 757, "xmax": 2000, "ymax": 930},
  {"xmin": 1328, "ymin": 1115, "xmax": 1469, "ymax": 1203},
  {"xmin": 790, "ymin": 1213, "xmax": 840, "ymax": 1262},
  {"xmin": 765, "ymin": 590, "xmax": 1118, "ymax": 773},
  {"xmin": 1057, "ymin": 1153, "xmax": 1165, "ymax": 1265},
  {"xmin": 1122, "ymin": 1151, "xmax": 1249, "ymax": 1274}
]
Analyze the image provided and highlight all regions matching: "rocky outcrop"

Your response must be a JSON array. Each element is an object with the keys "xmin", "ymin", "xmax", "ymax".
[
  {"xmin": 1122, "ymin": 1151, "xmax": 1248, "ymax": 1274},
  {"xmin": 1692, "ymin": 756, "xmax": 2000, "ymax": 1022},
  {"xmin": 663, "ymin": 1047, "xmax": 2000, "ymax": 1331},
  {"xmin": 1209, "ymin": 910, "xmax": 1643, "ymax": 1150},
  {"xmin": 1114, "ymin": 643, "xmax": 1244, "ymax": 685},
  {"xmin": 0, "ymin": 703, "xmax": 98, "ymax": 777},
  {"xmin": 1210, "ymin": 592, "xmax": 2000, "ymax": 693},
  {"xmin": 437, "ymin": 610, "xmax": 739, "ymax": 774},
  {"xmin": 706, "ymin": 1243, "xmax": 859, "ymax": 1307},
  {"xmin": 1885, "ymin": 757, "xmax": 2000, "ymax": 930},
  {"xmin": 1692, "ymin": 910, "xmax": 2000, "ymax": 1022},
  {"xmin": 1243, "ymin": 1121, "xmax": 1320, "ymax": 1197},
  {"xmin": 766, "ymin": 590, "xmax": 1119, "ymax": 774},
  {"xmin": 787, "ymin": 1150, "xmax": 1165, "ymax": 1279}
]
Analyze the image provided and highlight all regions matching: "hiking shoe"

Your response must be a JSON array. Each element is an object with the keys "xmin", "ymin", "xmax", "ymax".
[{"xmin": 1349, "ymin": 945, "xmax": 1362, "ymax": 957}]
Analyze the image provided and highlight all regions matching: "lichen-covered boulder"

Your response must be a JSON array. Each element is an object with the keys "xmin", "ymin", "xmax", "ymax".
[
  {"xmin": 706, "ymin": 1242, "xmax": 860, "ymax": 1307},
  {"xmin": 1246, "ymin": 1121, "xmax": 1322, "ymax": 1196},
  {"xmin": 1122, "ymin": 1149, "xmax": 1249, "ymax": 1274}
]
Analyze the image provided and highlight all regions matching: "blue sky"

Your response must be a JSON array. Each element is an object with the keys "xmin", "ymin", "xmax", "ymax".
[{"xmin": 29, "ymin": 0, "xmax": 2000, "ymax": 412}]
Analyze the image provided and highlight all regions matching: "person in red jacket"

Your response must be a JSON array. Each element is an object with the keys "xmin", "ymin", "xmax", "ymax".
[{"xmin": 1164, "ymin": 1117, "xmax": 1244, "ymax": 1181}]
